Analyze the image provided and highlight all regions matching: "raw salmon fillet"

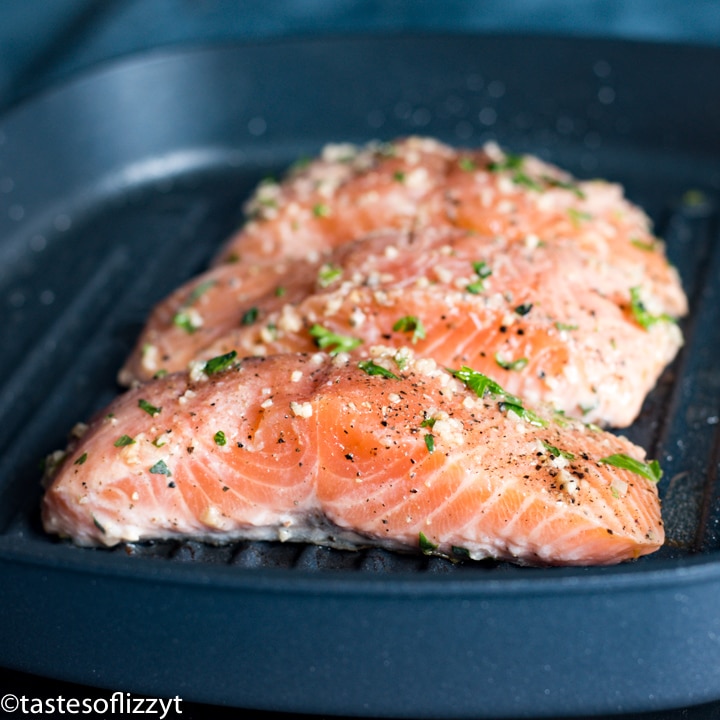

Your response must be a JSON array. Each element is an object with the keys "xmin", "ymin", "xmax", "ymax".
[
  {"xmin": 121, "ymin": 226, "xmax": 684, "ymax": 428},
  {"xmin": 212, "ymin": 137, "xmax": 686, "ymax": 323},
  {"xmin": 43, "ymin": 348, "xmax": 664, "ymax": 566}
]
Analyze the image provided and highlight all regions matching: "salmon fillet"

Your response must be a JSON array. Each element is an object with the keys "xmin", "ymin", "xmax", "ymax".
[
  {"xmin": 121, "ymin": 226, "xmax": 684, "ymax": 428},
  {"xmin": 43, "ymin": 348, "xmax": 664, "ymax": 566},
  {"xmin": 213, "ymin": 137, "xmax": 686, "ymax": 320}
]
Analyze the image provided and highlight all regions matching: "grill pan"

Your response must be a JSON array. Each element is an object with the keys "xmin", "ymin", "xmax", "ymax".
[{"xmin": 1, "ymin": 34, "xmax": 720, "ymax": 718}]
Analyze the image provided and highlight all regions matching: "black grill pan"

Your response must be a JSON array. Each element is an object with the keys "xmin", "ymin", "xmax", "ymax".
[{"xmin": 1, "ymin": 35, "xmax": 720, "ymax": 718}]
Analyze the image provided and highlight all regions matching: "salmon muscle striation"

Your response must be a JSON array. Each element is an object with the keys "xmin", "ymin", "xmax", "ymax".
[
  {"xmin": 43, "ymin": 348, "xmax": 664, "ymax": 566},
  {"xmin": 121, "ymin": 227, "xmax": 684, "ymax": 428}
]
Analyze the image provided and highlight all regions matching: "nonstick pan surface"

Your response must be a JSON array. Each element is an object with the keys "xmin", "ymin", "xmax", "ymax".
[{"xmin": 1, "ymin": 34, "xmax": 720, "ymax": 718}]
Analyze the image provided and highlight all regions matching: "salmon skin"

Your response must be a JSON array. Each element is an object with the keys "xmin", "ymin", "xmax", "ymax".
[
  {"xmin": 121, "ymin": 226, "xmax": 684, "ymax": 428},
  {"xmin": 43, "ymin": 348, "xmax": 664, "ymax": 566}
]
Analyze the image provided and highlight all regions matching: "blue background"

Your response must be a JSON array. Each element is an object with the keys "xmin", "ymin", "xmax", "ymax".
[{"xmin": 1, "ymin": 0, "xmax": 720, "ymax": 112}]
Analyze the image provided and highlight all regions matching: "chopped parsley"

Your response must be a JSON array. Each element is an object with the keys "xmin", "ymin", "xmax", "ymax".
[
  {"xmin": 313, "ymin": 202, "xmax": 330, "ymax": 218},
  {"xmin": 629, "ymin": 287, "xmax": 674, "ymax": 330},
  {"xmin": 630, "ymin": 237, "xmax": 657, "ymax": 252},
  {"xmin": 418, "ymin": 531, "xmax": 438, "ymax": 554},
  {"xmin": 554, "ymin": 321, "xmax": 579, "ymax": 331},
  {"xmin": 542, "ymin": 176, "xmax": 586, "ymax": 198},
  {"xmin": 92, "ymin": 515, "xmax": 106, "ymax": 534},
  {"xmin": 420, "ymin": 417, "xmax": 437, "ymax": 429},
  {"xmin": 494, "ymin": 353, "xmax": 528, "ymax": 371},
  {"xmin": 204, "ymin": 350, "xmax": 238, "ymax": 375},
  {"xmin": 393, "ymin": 315, "xmax": 426, "ymax": 343},
  {"xmin": 309, "ymin": 324, "xmax": 362, "ymax": 355},
  {"xmin": 511, "ymin": 172, "xmax": 544, "ymax": 191},
  {"xmin": 424, "ymin": 434, "xmax": 435, "ymax": 453},
  {"xmin": 172, "ymin": 280, "xmax": 215, "ymax": 333},
  {"xmin": 541, "ymin": 440, "xmax": 575, "ymax": 460},
  {"xmin": 514, "ymin": 303, "xmax": 533, "ymax": 316},
  {"xmin": 149, "ymin": 459, "xmax": 172, "ymax": 477},
  {"xmin": 241, "ymin": 307, "xmax": 259, "ymax": 325},
  {"xmin": 214, "ymin": 431, "xmax": 227, "ymax": 446},
  {"xmin": 451, "ymin": 366, "xmax": 546, "ymax": 427},
  {"xmin": 358, "ymin": 360, "xmax": 399, "ymax": 380},
  {"xmin": 74, "ymin": 452, "xmax": 88, "ymax": 466},
  {"xmin": 138, "ymin": 399, "xmax": 161, "ymax": 417},
  {"xmin": 275, "ymin": 285, "xmax": 286, "ymax": 297},
  {"xmin": 488, "ymin": 153, "xmax": 524, "ymax": 172},
  {"xmin": 318, "ymin": 264, "xmax": 342, "ymax": 287},
  {"xmin": 114, "ymin": 435, "xmax": 136, "ymax": 448},
  {"xmin": 598, "ymin": 454, "xmax": 663, "ymax": 483},
  {"xmin": 393, "ymin": 170, "xmax": 406, "ymax": 183},
  {"xmin": 567, "ymin": 208, "xmax": 593, "ymax": 226},
  {"xmin": 487, "ymin": 153, "xmax": 545, "ymax": 191},
  {"xmin": 186, "ymin": 279, "xmax": 216, "ymax": 305},
  {"xmin": 458, "ymin": 157, "xmax": 477, "ymax": 172},
  {"xmin": 466, "ymin": 261, "xmax": 492, "ymax": 294},
  {"xmin": 173, "ymin": 310, "xmax": 201, "ymax": 334}
]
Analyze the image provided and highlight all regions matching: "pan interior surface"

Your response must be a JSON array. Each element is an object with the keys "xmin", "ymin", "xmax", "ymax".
[{"xmin": 1, "ymin": 35, "xmax": 720, "ymax": 718}]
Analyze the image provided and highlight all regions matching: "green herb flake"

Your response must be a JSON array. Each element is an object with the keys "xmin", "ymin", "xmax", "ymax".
[
  {"xmin": 418, "ymin": 531, "xmax": 438, "ymax": 554},
  {"xmin": 186, "ymin": 279, "xmax": 216, "ymax": 305},
  {"xmin": 114, "ymin": 435, "xmax": 136, "ymax": 448},
  {"xmin": 494, "ymin": 353, "xmax": 528, "ymax": 371},
  {"xmin": 420, "ymin": 417, "xmax": 437, "ymax": 429},
  {"xmin": 512, "ymin": 172, "xmax": 544, "ymax": 191},
  {"xmin": 451, "ymin": 366, "xmax": 547, "ymax": 427},
  {"xmin": 554, "ymin": 321, "xmax": 579, "ymax": 332},
  {"xmin": 204, "ymin": 350, "xmax": 238, "ymax": 375},
  {"xmin": 241, "ymin": 307, "xmax": 259, "ymax": 325},
  {"xmin": 153, "ymin": 369, "xmax": 168, "ymax": 379},
  {"xmin": 629, "ymin": 286, "xmax": 675, "ymax": 330},
  {"xmin": 358, "ymin": 360, "xmax": 399, "ymax": 380},
  {"xmin": 630, "ymin": 237, "xmax": 657, "ymax": 252},
  {"xmin": 92, "ymin": 515, "xmax": 106, "ymax": 534},
  {"xmin": 424, "ymin": 434, "xmax": 435, "ymax": 453},
  {"xmin": 488, "ymin": 153, "xmax": 524, "ymax": 172},
  {"xmin": 567, "ymin": 208, "xmax": 593, "ymax": 226},
  {"xmin": 149, "ymin": 459, "xmax": 172, "ymax": 477},
  {"xmin": 472, "ymin": 261, "xmax": 492, "ymax": 279},
  {"xmin": 172, "ymin": 279, "xmax": 216, "ymax": 333},
  {"xmin": 318, "ymin": 264, "xmax": 342, "ymax": 287},
  {"xmin": 214, "ymin": 431, "xmax": 227, "ymax": 446},
  {"xmin": 598, "ymin": 454, "xmax": 663, "ymax": 484},
  {"xmin": 275, "ymin": 285, "xmax": 286, "ymax": 297},
  {"xmin": 466, "ymin": 261, "xmax": 492, "ymax": 294},
  {"xmin": 392, "ymin": 315, "xmax": 426, "ymax": 343},
  {"xmin": 74, "ymin": 452, "xmax": 88, "ymax": 466},
  {"xmin": 458, "ymin": 157, "xmax": 477, "ymax": 172},
  {"xmin": 138, "ymin": 398, "xmax": 161, "ymax": 417},
  {"xmin": 451, "ymin": 366, "xmax": 521, "ymax": 404},
  {"xmin": 309, "ymin": 324, "xmax": 362, "ymax": 355},
  {"xmin": 499, "ymin": 401, "xmax": 547, "ymax": 427},
  {"xmin": 541, "ymin": 440, "xmax": 575, "ymax": 460},
  {"xmin": 393, "ymin": 170, "xmax": 406, "ymax": 183},
  {"xmin": 313, "ymin": 203, "xmax": 330, "ymax": 218},
  {"xmin": 173, "ymin": 309, "xmax": 201, "ymax": 334},
  {"xmin": 514, "ymin": 303, "xmax": 533, "ymax": 316},
  {"xmin": 542, "ymin": 175, "xmax": 586, "ymax": 199},
  {"xmin": 152, "ymin": 436, "xmax": 167, "ymax": 448}
]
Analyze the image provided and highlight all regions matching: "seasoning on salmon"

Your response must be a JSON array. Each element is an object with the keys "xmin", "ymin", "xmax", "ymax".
[
  {"xmin": 120, "ymin": 226, "xmax": 684, "ymax": 428},
  {"xmin": 212, "ymin": 137, "xmax": 687, "ymax": 326},
  {"xmin": 43, "ymin": 348, "xmax": 664, "ymax": 566}
]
